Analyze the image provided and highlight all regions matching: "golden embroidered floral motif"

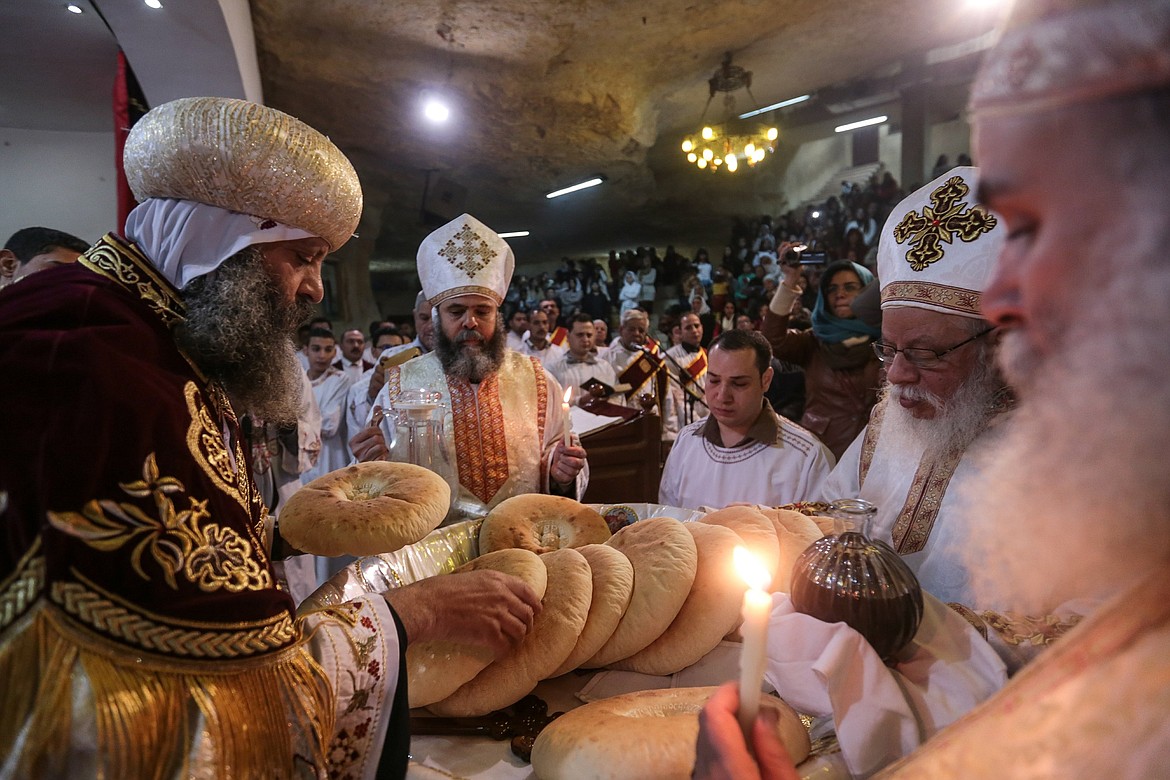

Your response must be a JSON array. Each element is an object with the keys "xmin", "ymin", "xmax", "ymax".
[
  {"xmin": 859, "ymin": 398, "xmax": 887, "ymax": 487},
  {"xmin": 979, "ymin": 610, "xmax": 1083, "ymax": 647},
  {"xmin": 947, "ymin": 602, "xmax": 990, "ymax": 641},
  {"xmin": 78, "ymin": 236, "xmax": 186, "ymax": 326},
  {"xmin": 47, "ymin": 453, "xmax": 270, "ymax": 592},
  {"xmin": 892, "ymin": 176, "xmax": 999, "ymax": 272},
  {"xmin": 879, "ymin": 281, "xmax": 982, "ymax": 317},
  {"xmin": 438, "ymin": 224, "xmax": 496, "ymax": 278},
  {"xmin": 185, "ymin": 382, "xmax": 251, "ymax": 514},
  {"xmin": 447, "ymin": 371, "xmax": 510, "ymax": 504},
  {"xmin": 531, "ymin": 356, "xmax": 548, "ymax": 445}
]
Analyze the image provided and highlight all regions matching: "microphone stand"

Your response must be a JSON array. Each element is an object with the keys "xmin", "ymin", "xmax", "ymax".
[{"xmin": 643, "ymin": 346, "xmax": 706, "ymax": 426}]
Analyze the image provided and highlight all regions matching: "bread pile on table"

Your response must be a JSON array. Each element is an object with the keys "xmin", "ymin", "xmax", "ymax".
[{"xmin": 410, "ymin": 494, "xmax": 827, "ymax": 717}]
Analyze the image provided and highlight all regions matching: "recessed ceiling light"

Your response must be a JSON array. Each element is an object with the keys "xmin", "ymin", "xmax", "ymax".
[
  {"xmin": 423, "ymin": 98, "xmax": 450, "ymax": 123},
  {"xmin": 144, "ymin": 0, "xmax": 163, "ymax": 9},
  {"xmin": 834, "ymin": 115, "xmax": 888, "ymax": 133},
  {"xmin": 738, "ymin": 94, "xmax": 810, "ymax": 119},
  {"xmin": 545, "ymin": 177, "xmax": 604, "ymax": 199},
  {"xmin": 66, "ymin": 4, "xmax": 84, "ymax": 13},
  {"xmin": 498, "ymin": 231, "xmax": 530, "ymax": 238}
]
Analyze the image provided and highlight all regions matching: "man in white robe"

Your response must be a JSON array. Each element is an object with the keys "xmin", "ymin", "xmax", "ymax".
[
  {"xmin": 602, "ymin": 308, "xmax": 665, "ymax": 414},
  {"xmin": 545, "ymin": 313, "xmax": 622, "ymax": 406},
  {"xmin": 345, "ymin": 325, "xmax": 412, "ymax": 460},
  {"xmin": 663, "ymin": 311, "xmax": 710, "ymax": 440},
  {"xmin": 517, "ymin": 307, "xmax": 565, "ymax": 364},
  {"xmin": 659, "ymin": 329, "xmax": 833, "ymax": 509},
  {"xmin": 333, "ymin": 328, "xmax": 374, "ymax": 383},
  {"xmin": 351, "ymin": 214, "xmax": 588, "ymax": 509},
  {"xmin": 505, "ymin": 307, "xmax": 529, "ymax": 352},
  {"xmin": 302, "ymin": 328, "xmax": 354, "ymax": 483},
  {"xmin": 696, "ymin": 1, "xmax": 1170, "ymax": 775}
]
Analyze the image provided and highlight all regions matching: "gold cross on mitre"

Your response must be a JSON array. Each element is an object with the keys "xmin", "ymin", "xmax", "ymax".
[
  {"xmin": 438, "ymin": 224, "xmax": 496, "ymax": 278},
  {"xmin": 893, "ymin": 175, "xmax": 998, "ymax": 272}
]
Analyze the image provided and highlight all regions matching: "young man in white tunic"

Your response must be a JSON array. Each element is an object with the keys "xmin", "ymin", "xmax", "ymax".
[
  {"xmin": 350, "ymin": 213, "xmax": 588, "ymax": 508},
  {"xmin": 544, "ymin": 313, "xmax": 622, "ymax": 406},
  {"xmin": 517, "ymin": 307, "xmax": 565, "ymax": 364},
  {"xmin": 659, "ymin": 328, "xmax": 833, "ymax": 510},
  {"xmin": 302, "ymin": 327, "xmax": 354, "ymax": 483}
]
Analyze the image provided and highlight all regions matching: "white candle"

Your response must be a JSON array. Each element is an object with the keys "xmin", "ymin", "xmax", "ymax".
[
  {"xmin": 562, "ymin": 386, "xmax": 573, "ymax": 445},
  {"xmin": 734, "ymin": 546, "xmax": 773, "ymax": 740}
]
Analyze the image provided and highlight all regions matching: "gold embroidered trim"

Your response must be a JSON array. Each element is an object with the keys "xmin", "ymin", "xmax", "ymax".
[
  {"xmin": 184, "ymin": 382, "xmax": 251, "ymax": 514},
  {"xmin": 78, "ymin": 234, "xmax": 186, "ymax": 326},
  {"xmin": 0, "ymin": 540, "xmax": 44, "ymax": 634},
  {"xmin": 880, "ymin": 281, "xmax": 982, "ymax": 316},
  {"xmin": 979, "ymin": 609, "xmax": 1083, "ymax": 648},
  {"xmin": 947, "ymin": 602, "xmax": 990, "ymax": 641},
  {"xmin": 446, "ymin": 371, "xmax": 511, "ymax": 504},
  {"xmin": 47, "ymin": 452, "xmax": 271, "ymax": 593},
  {"xmin": 889, "ymin": 444, "xmax": 964, "ymax": 554},
  {"xmin": 892, "ymin": 176, "xmax": 999, "ymax": 272},
  {"xmin": 428, "ymin": 285, "xmax": 504, "ymax": 307},
  {"xmin": 859, "ymin": 398, "xmax": 887, "ymax": 487},
  {"xmin": 531, "ymin": 356, "xmax": 549, "ymax": 446},
  {"xmin": 51, "ymin": 572, "xmax": 295, "ymax": 659}
]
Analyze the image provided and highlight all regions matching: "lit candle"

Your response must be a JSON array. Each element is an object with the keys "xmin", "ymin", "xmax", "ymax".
[
  {"xmin": 562, "ymin": 386, "xmax": 573, "ymax": 445},
  {"xmin": 734, "ymin": 545, "xmax": 773, "ymax": 740}
]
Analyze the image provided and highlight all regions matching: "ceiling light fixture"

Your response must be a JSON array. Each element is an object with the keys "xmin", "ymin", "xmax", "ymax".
[
  {"xmin": 498, "ymin": 231, "xmax": 530, "ymax": 238},
  {"xmin": 67, "ymin": 4, "xmax": 84, "ymax": 13},
  {"xmin": 834, "ymin": 115, "xmax": 888, "ymax": 133},
  {"xmin": 680, "ymin": 52, "xmax": 778, "ymax": 174},
  {"xmin": 143, "ymin": 0, "xmax": 163, "ymax": 8},
  {"xmin": 545, "ymin": 177, "xmax": 603, "ymax": 199},
  {"xmin": 738, "ymin": 94, "xmax": 810, "ymax": 119},
  {"xmin": 422, "ymin": 97, "xmax": 450, "ymax": 124}
]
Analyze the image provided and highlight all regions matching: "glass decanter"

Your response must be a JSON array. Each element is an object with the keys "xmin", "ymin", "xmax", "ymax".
[
  {"xmin": 383, "ymin": 389, "xmax": 459, "ymax": 511},
  {"xmin": 790, "ymin": 498, "xmax": 923, "ymax": 662}
]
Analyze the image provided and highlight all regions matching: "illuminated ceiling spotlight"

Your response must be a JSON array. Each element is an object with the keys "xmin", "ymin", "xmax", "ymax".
[
  {"xmin": 143, "ymin": 0, "xmax": 163, "ymax": 8},
  {"xmin": 422, "ymin": 96, "xmax": 451, "ymax": 124},
  {"xmin": 545, "ymin": 177, "xmax": 604, "ymax": 199},
  {"xmin": 834, "ymin": 115, "xmax": 888, "ymax": 133},
  {"xmin": 67, "ymin": 4, "xmax": 84, "ymax": 12}
]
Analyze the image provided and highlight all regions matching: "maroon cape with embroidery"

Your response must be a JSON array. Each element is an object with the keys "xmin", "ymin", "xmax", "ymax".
[{"xmin": 0, "ymin": 236, "xmax": 295, "ymax": 659}]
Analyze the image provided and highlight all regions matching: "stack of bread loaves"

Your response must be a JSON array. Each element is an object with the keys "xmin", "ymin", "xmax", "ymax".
[{"xmin": 411, "ymin": 495, "xmax": 826, "ymax": 717}]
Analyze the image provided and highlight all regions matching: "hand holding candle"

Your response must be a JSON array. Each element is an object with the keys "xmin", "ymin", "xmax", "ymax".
[
  {"xmin": 734, "ymin": 545, "xmax": 773, "ymax": 741},
  {"xmin": 562, "ymin": 386, "xmax": 573, "ymax": 445}
]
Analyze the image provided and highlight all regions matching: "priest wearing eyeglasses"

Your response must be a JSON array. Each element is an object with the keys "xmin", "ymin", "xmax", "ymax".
[{"xmin": 819, "ymin": 167, "xmax": 1067, "ymax": 671}]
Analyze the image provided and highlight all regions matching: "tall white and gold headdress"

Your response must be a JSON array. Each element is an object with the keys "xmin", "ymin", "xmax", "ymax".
[{"xmin": 417, "ymin": 214, "xmax": 515, "ymax": 307}]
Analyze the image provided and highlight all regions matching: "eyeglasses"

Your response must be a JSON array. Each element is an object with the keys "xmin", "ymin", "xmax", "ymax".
[{"xmin": 872, "ymin": 327, "xmax": 994, "ymax": 368}]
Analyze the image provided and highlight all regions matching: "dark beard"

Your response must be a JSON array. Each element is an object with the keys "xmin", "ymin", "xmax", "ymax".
[
  {"xmin": 436, "ymin": 315, "xmax": 507, "ymax": 383},
  {"xmin": 175, "ymin": 247, "xmax": 313, "ymax": 426}
]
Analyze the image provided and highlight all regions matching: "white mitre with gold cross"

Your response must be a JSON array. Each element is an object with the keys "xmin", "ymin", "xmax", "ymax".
[
  {"xmin": 877, "ymin": 166, "xmax": 1005, "ymax": 320},
  {"xmin": 417, "ymin": 213, "xmax": 515, "ymax": 308}
]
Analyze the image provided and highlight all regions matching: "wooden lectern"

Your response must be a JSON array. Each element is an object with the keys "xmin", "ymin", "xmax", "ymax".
[{"xmin": 580, "ymin": 412, "xmax": 663, "ymax": 503}]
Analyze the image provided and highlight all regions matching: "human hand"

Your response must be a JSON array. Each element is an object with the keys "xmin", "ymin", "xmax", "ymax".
[
  {"xmin": 383, "ymin": 569, "xmax": 543, "ymax": 655},
  {"xmin": 349, "ymin": 407, "xmax": 388, "ymax": 462},
  {"xmin": 551, "ymin": 440, "xmax": 587, "ymax": 485},
  {"xmin": 694, "ymin": 682, "xmax": 800, "ymax": 780},
  {"xmin": 367, "ymin": 363, "xmax": 388, "ymax": 401}
]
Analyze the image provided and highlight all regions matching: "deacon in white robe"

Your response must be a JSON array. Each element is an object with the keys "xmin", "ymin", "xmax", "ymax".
[{"xmin": 303, "ymin": 365, "xmax": 353, "ymax": 483}]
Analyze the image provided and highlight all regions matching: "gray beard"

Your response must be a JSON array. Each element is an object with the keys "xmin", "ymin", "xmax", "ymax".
[
  {"xmin": 436, "ymin": 316, "xmax": 507, "ymax": 383},
  {"xmin": 175, "ymin": 247, "xmax": 313, "ymax": 426}
]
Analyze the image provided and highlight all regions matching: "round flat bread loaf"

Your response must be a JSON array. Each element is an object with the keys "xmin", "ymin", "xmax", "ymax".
[
  {"xmin": 700, "ymin": 506, "xmax": 780, "ymax": 579},
  {"xmin": 609, "ymin": 522, "xmax": 744, "ymax": 675},
  {"xmin": 584, "ymin": 517, "xmax": 698, "ymax": 668},
  {"xmin": 549, "ymin": 544, "xmax": 635, "ymax": 678},
  {"xmin": 479, "ymin": 494, "xmax": 611, "ymax": 554},
  {"xmin": 280, "ymin": 461, "xmax": 450, "ymax": 556},
  {"xmin": 406, "ymin": 549, "xmax": 547, "ymax": 708},
  {"xmin": 530, "ymin": 687, "xmax": 811, "ymax": 780},
  {"xmin": 757, "ymin": 507, "xmax": 825, "ymax": 592},
  {"xmin": 429, "ymin": 547, "xmax": 593, "ymax": 717}
]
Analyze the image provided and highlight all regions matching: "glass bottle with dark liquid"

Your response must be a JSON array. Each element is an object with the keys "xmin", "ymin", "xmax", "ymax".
[{"xmin": 791, "ymin": 499, "xmax": 924, "ymax": 662}]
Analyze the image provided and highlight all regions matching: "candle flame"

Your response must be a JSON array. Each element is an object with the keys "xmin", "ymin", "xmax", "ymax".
[
  {"xmin": 734, "ymin": 546, "xmax": 771, "ymax": 591},
  {"xmin": 563, "ymin": 387, "xmax": 573, "ymax": 404}
]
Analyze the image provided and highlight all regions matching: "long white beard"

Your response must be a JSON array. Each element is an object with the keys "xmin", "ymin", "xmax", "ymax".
[
  {"xmin": 959, "ymin": 258, "xmax": 1170, "ymax": 613},
  {"xmin": 878, "ymin": 356, "xmax": 1000, "ymax": 459}
]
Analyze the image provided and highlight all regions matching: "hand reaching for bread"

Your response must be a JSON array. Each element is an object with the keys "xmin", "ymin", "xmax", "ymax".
[{"xmin": 385, "ymin": 569, "xmax": 542, "ymax": 655}]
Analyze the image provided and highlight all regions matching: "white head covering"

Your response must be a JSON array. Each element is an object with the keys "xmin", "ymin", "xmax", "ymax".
[
  {"xmin": 124, "ymin": 199, "xmax": 316, "ymax": 290},
  {"xmin": 969, "ymin": 0, "xmax": 1170, "ymax": 118},
  {"xmin": 417, "ymin": 214, "xmax": 515, "ymax": 308},
  {"xmin": 877, "ymin": 167, "xmax": 1005, "ymax": 319}
]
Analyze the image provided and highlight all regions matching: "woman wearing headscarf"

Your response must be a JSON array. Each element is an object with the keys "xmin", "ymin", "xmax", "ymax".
[
  {"xmin": 762, "ymin": 245, "xmax": 881, "ymax": 459},
  {"xmin": 618, "ymin": 270, "xmax": 642, "ymax": 315}
]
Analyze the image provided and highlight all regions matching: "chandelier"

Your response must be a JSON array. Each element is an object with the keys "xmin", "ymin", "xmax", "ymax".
[{"xmin": 680, "ymin": 53, "xmax": 778, "ymax": 173}]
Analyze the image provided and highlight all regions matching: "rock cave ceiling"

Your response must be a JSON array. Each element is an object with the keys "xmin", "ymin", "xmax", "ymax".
[{"xmin": 253, "ymin": 0, "xmax": 998, "ymax": 268}]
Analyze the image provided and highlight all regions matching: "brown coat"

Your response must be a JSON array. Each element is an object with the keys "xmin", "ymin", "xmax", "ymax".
[{"xmin": 761, "ymin": 310, "xmax": 881, "ymax": 459}]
